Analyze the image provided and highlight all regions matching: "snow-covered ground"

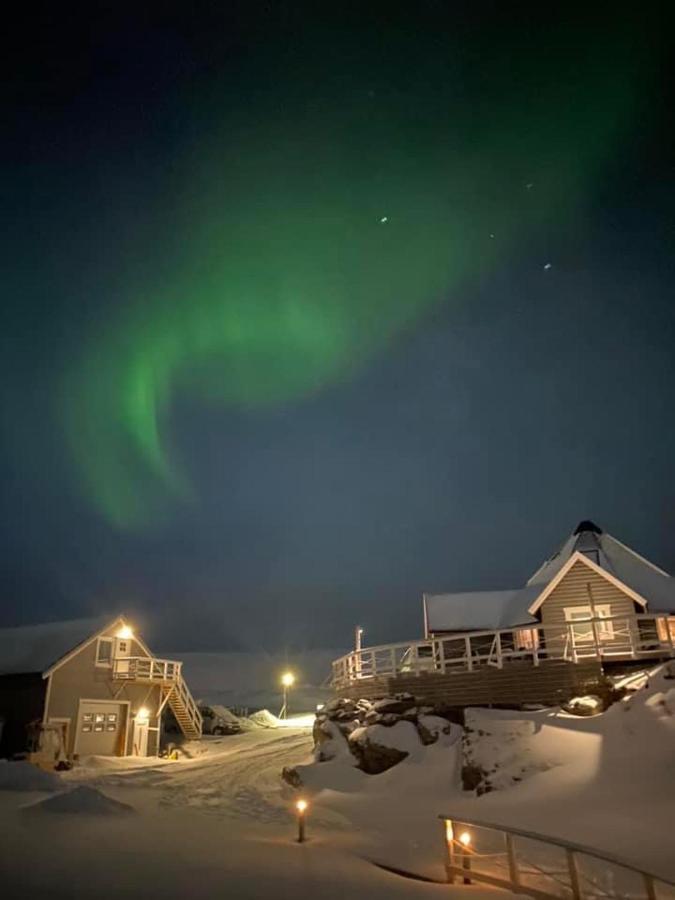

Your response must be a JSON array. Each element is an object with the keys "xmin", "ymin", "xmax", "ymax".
[
  {"xmin": 0, "ymin": 721, "xmax": 493, "ymax": 899},
  {"xmin": 0, "ymin": 666, "xmax": 673, "ymax": 898}
]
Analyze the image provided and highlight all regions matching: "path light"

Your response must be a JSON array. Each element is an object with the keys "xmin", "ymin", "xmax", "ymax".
[
  {"xmin": 459, "ymin": 831, "xmax": 472, "ymax": 885},
  {"xmin": 295, "ymin": 798, "xmax": 308, "ymax": 843},
  {"xmin": 279, "ymin": 671, "xmax": 295, "ymax": 719}
]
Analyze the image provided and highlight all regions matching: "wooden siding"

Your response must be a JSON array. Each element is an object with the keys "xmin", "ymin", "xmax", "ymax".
[
  {"xmin": 337, "ymin": 660, "xmax": 603, "ymax": 707},
  {"xmin": 46, "ymin": 622, "xmax": 162, "ymax": 757},
  {"xmin": 539, "ymin": 559, "xmax": 638, "ymax": 652}
]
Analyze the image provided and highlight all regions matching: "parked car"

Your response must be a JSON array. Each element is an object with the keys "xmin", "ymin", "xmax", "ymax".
[{"xmin": 199, "ymin": 704, "xmax": 242, "ymax": 736}]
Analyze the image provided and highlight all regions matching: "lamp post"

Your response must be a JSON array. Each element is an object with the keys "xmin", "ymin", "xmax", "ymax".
[
  {"xmin": 459, "ymin": 830, "xmax": 472, "ymax": 884},
  {"xmin": 295, "ymin": 798, "xmax": 308, "ymax": 843},
  {"xmin": 279, "ymin": 672, "xmax": 295, "ymax": 719}
]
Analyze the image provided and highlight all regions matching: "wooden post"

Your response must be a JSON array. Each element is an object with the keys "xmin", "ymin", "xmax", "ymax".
[
  {"xmin": 505, "ymin": 832, "xmax": 520, "ymax": 888},
  {"xmin": 586, "ymin": 583, "xmax": 602, "ymax": 660},
  {"xmin": 297, "ymin": 808, "xmax": 306, "ymax": 843},
  {"xmin": 566, "ymin": 848, "xmax": 582, "ymax": 900},
  {"xmin": 442, "ymin": 820, "xmax": 455, "ymax": 884},
  {"xmin": 462, "ymin": 846, "xmax": 472, "ymax": 885},
  {"xmin": 495, "ymin": 631, "xmax": 503, "ymax": 669},
  {"xmin": 465, "ymin": 636, "xmax": 473, "ymax": 672},
  {"xmin": 644, "ymin": 873, "xmax": 657, "ymax": 900}
]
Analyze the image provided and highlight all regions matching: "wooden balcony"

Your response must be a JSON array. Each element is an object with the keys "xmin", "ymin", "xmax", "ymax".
[
  {"xmin": 112, "ymin": 656, "xmax": 182, "ymax": 684},
  {"xmin": 332, "ymin": 613, "xmax": 674, "ymax": 692}
]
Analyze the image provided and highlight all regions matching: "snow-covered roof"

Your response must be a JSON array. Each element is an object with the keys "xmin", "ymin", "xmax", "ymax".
[
  {"xmin": 527, "ymin": 522, "xmax": 675, "ymax": 613},
  {"xmin": 425, "ymin": 586, "xmax": 540, "ymax": 633},
  {"xmin": 0, "ymin": 616, "xmax": 113, "ymax": 676},
  {"xmin": 426, "ymin": 521, "xmax": 675, "ymax": 633}
]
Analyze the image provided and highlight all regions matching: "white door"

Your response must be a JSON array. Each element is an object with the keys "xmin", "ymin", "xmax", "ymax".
[
  {"xmin": 114, "ymin": 637, "xmax": 132, "ymax": 677},
  {"xmin": 132, "ymin": 718, "xmax": 149, "ymax": 756}
]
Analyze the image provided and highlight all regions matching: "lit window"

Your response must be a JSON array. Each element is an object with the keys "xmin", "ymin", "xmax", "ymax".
[
  {"xmin": 515, "ymin": 628, "xmax": 539, "ymax": 650},
  {"xmin": 565, "ymin": 606, "xmax": 614, "ymax": 641}
]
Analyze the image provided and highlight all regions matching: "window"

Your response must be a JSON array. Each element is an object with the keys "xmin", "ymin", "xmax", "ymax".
[
  {"xmin": 656, "ymin": 617, "xmax": 675, "ymax": 644},
  {"xmin": 515, "ymin": 628, "xmax": 539, "ymax": 650},
  {"xmin": 95, "ymin": 637, "xmax": 113, "ymax": 666},
  {"xmin": 565, "ymin": 605, "xmax": 614, "ymax": 642}
]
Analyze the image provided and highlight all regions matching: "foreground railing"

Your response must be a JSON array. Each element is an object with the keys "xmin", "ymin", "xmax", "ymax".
[
  {"xmin": 439, "ymin": 814, "xmax": 675, "ymax": 900},
  {"xmin": 332, "ymin": 614, "xmax": 674, "ymax": 689},
  {"xmin": 113, "ymin": 656, "xmax": 182, "ymax": 682}
]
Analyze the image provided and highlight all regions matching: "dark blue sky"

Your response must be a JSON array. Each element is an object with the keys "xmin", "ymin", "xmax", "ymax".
[{"xmin": 1, "ymin": 3, "xmax": 674, "ymax": 653}]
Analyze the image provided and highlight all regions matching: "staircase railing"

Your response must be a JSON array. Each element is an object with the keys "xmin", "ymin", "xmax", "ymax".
[
  {"xmin": 169, "ymin": 672, "xmax": 203, "ymax": 737},
  {"xmin": 439, "ymin": 813, "xmax": 674, "ymax": 900}
]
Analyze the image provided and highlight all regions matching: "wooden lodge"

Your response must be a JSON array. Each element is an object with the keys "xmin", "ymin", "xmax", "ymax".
[
  {"xmin": 0, "ymin": 615, "xmax": 201, "ymax": 762},
  {"xmin": 332, "ymin": 521, "xmax": 675, "ymax": 706}
]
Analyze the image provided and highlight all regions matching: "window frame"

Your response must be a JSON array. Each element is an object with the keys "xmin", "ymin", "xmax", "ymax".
[
  {"xmin": 95, "ymin": 637, "xmax": 114, "ymax": 667},
  {"xmin": 564, "ymin": 605, "xmax": 614, "ymax": 641}
]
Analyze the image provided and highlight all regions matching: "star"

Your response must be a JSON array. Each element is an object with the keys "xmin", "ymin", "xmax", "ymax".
[
  {"xmin": 526, "ymin": 182, "xmax": 534, "ymax": 190},
  {"xmin": 544, "ymin": 262, "xmax": 552, "ymax": 270},
  {"xmin": 380, "ymin": 216, "xmax": 388, "ymax": 223}
]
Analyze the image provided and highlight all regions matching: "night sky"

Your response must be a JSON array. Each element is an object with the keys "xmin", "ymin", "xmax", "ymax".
[{"xmin": 2, "ymin": 3, "xmax": 674, "ymax": 654}]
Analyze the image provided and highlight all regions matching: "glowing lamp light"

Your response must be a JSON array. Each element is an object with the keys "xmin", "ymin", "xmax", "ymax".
[
  {"xmin": 296, "ymin": 799, "xmax": 308, "ymax": 814},
  {"xmin": 445, "ymin": 821, "xmax": 454, "ymax": 844},
  {"xmin": 281, "ymin": 672, "xmax": 295, "ymax": 688},
  {"xmin": 116, "ymin": 625, "xmax": 133, "ymax": 639},
  {"xmin": 136, "ymin": 707, "xmax": 150, "ymax": 721},
  {"xmin": 458, "ymin": 831, "xmax": 472, "ymax": 847}
]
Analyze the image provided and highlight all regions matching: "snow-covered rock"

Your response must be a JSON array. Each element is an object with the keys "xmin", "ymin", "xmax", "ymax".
[{"xmin": 24, "ymin": 785, "xmax": 135, "ymax": 816}]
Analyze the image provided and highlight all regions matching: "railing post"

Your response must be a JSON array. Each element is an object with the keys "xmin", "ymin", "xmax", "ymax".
[
  {"xmin": 465, "ymin": 636, "xmax": 473, "ymax": 672},
  {"xmin": 495, "ymin": 632, "xmax": 503, "ymax": 669},
  {"xmin": 442, "ymin": 819, "xmax": 455, "ymax": 884},
  {"xmin": 437, "ymin": 638, "xmax": 446, "ymax": 673},
  {"xmin": 566, "ymin": 848, "xmax": 582, "ymax": 900},
  {"xmin": 505, "ymin": 832, "xmax": 520, "ymax": 889},
  {"xmin": 644, "ymin": 873, "xmax": 657, "ymax": 900}
]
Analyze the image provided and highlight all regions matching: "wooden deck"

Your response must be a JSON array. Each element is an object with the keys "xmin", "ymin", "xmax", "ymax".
[{"xmin": 332, "ymin": 613, "xmax": 673, "ymax": 705}]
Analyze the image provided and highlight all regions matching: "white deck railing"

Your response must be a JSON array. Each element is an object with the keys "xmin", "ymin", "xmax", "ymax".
[
  {"xmin": 439, "ymin": 813, "xmax": 675, "ymax": 900},
  {"xmin": 112, "ymin": 656, "xmax": 202, "ymax": 736},
  {"xmin": 332, "ymin": 614, "xmax": 674, "ymax": 690},
  {"xmin": 112, "ymin": 656, "xmax": 182, "ymax": 682}
]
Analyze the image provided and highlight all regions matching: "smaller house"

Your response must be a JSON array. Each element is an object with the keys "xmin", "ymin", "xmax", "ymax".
[{"xmin": 0, "ymin": 615, "xmax": 201, "ymax": 761}]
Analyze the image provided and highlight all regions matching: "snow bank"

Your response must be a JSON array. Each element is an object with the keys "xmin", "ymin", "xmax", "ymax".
[
  {"xmin": 25, "ymin": 785, "xmax": 136, "ymax": 816},
  {"xmin": 0, "ymin": 760, "xmax": 62, "ymax": 792}
]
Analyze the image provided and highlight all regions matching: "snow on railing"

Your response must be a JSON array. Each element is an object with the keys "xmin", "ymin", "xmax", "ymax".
[
  {"xmin": 439, "ymin": 813, "xmax": 675, "ymax": 900},
  {"xmin": 331, "ymin": 614, "xmax": 674, "ymax": 689}
]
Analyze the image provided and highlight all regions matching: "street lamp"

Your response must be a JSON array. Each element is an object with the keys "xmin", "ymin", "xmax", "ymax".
[{"xmin": 279, "ymin": 671, "xmax": 295, "ymax": 719}]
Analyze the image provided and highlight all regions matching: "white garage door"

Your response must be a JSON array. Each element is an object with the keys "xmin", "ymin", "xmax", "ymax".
[{"xmin": 76, "ymin": 702, "xmax": 127, "ymax": 757}]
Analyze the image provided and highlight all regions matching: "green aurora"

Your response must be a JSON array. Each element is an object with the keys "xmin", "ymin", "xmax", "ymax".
[{"xmin": 61, "ymin": 23, "xmax": 649, "ymax": 527}]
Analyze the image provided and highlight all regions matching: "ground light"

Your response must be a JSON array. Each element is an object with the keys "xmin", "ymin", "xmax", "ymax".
[
  {"xmin": 295, "ymin": 799, "xmax": 308, "ymax": 843},
  {"xmin": 458, "ymin": 831, "xmax": 472, "ymax": 884},
  {"xmin": 279, "ymin": 671, "xmax": 295, "ymax": 719}
]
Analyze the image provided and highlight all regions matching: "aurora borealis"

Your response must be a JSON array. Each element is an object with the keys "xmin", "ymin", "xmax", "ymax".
[
  {"xmin": 60, "ymin": 12, "xmax": 644, "ymax": 527},
  {"xmin": 2, "ymin": 3, "xmax": 674, "ymax": 646}
]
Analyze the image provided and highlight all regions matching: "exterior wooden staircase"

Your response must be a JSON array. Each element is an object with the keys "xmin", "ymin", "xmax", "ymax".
[
  {"xmin": 113, "ymin": 655, "xmax": 203, "ymax": 739},
  {"xmin": 162, "ymin": 676, "xmax": 202, "ymax": 739}
]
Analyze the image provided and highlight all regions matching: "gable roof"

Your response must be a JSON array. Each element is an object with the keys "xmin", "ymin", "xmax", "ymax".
[
  {"xmin": 527, "ymin": 522, "xmax": 675, "ymax": 612},
  {"xmin": 0, "ymin": 616, "xmax": 118, "ymax": 676},
  {"xmin": 425, "ymin": 520, "xmax": 675, "ymax": 634}
]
